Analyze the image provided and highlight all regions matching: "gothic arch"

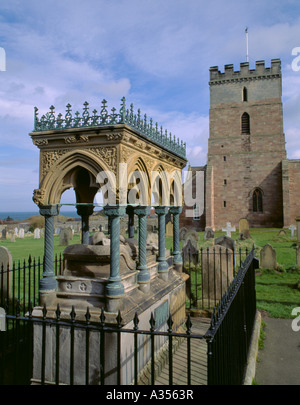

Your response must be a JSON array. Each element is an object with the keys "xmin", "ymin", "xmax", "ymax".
[
  {"xmin": 127, "ymin": 157, "xmax": 151, "ymax": 205},
  {"xmin": 38, "ymin": 149, "xmax": 115, "ymax": 205}
]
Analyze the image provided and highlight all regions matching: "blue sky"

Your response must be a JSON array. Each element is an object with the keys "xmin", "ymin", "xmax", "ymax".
[{"xmin": 1, "ymin": 0, "xmax": 300, "ymax": 212}]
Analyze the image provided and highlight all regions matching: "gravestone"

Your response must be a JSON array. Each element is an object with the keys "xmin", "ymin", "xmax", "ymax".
[
  {"xmin": 214, "ymin": 235, "xmax": 235, "ymax": 253},
  {"xmin": 179, "ymin": 227, "xmax": 187, "ymax": 241},
  {"xmin": 1, "ymin": 228, "xmax": 7, "ymax": 240},
  {"xmin": 204, "ymin": 227, "xmax": 214, "ymax": 240},
  {"xmin": 222, "ymin": 222, "xmax": 236, "ymax": 237},
  {"xmin": 289, "ymin": 225, "xmax": 296, "ymax": 238},
  {"xmin": 0, "ymin": 307, "xmax": 6, "ymax": 331},
  {"xmin": 238, "ymin": 218, "xmax": 249, "ymax": 234},
  {"xmin": 59, "ymin": 228, "xmax": 71, "ymax": 246},
  {"xmin": 182, "ymin": 239, "xmax": 199, "ymax": 266},
  {"xmin": 0, "ymin": 246, "xmax": 12, "ymax": 297},
  {"xmin": 14, "ymin": 227, "xmax": 19, "ymax": 236},
  {"xmin": 34, "ymin": 228, "xmax": 41, "ymax": 239},
  {"xmin": 201, "ymin": 245, "xmax": 234, "ymax": 305},
  {"xmin": 260, "ymin": 244, "xmax": 277, "ymax": 269},
  {"xmin": 297, "ymin": 247, "xmax": 300, "ymax": 267},
  {"xmin": 184, "ymin": 229, "xmax": 199, "ymax": 248},
  {"xmin": 278, "ymin": 229, "xmax": 286, "ymax": 236},
  {"xmin": 18, "ymin": 228, "xmax": 24, "ymax": 239}
]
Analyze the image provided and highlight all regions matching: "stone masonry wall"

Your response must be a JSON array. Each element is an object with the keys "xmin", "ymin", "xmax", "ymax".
[{"xmin": 206, "ymin": 60, "xmax": 287, "ymax": 230}]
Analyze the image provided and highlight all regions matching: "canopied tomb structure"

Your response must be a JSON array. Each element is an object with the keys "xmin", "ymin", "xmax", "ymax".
[{"xmin": 30, "ymin": 98, "xmax": 188, "ymax": 384}]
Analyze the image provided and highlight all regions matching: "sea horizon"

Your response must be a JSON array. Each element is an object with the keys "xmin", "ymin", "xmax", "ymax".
[{"xmin": 0, "ymin": 211, "xmax": 80, "ymax": 221}]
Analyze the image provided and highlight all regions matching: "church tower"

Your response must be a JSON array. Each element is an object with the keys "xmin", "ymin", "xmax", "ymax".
[{"xmin": 205, "ymin": 59, "xmax": 287, "ymax": 230}]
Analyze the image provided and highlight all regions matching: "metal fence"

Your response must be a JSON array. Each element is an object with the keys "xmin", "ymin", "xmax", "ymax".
[
  {"xmin": 0, "ymin": 254, "xmax": 63, "ymax": 316},
  {"xmin": 183, "ymin": 247, "xmax": 251, "ymax": 310},
  {"xmin": 0, "ymin": 248, "xmax": 258, "ymax": 385}
]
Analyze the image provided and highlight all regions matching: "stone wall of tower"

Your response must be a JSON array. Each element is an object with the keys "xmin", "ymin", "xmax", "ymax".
[
  {"xmin": 206, "ymin": 59, "xmax": 287, "ymax": 230},
  {"xmin": 282, "ymin": 159, "xmax": 300, "ymax": 226}
]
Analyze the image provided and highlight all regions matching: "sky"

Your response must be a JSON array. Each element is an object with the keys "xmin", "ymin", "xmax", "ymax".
[{"xmin": 1, "ymin": 0, "xmax": 300, "ymax": 212}]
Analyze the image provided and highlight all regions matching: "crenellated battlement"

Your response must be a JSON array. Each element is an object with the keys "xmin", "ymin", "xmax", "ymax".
[{"xmin": 209, "ymin": 59, "xmax": 281, "ymax": 84}]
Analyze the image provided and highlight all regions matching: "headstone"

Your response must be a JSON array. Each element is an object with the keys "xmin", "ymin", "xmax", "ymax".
[
  {"xmin": 34, "ymin": 228, "xmax": 41, "ymax": 239},
  {"xmin": 0, "ymin": 307, "xmax": 6, "ymax": 331},
  {"xmin": 183, "ymin": 229, "xmax": 199, "ymax": 248},
  {"xmin": 202, "ymin": 245, "xmax": 234, "ymax": 305},
  {"xmin": 297, "ymin": 246, "xmax": 300, "ymax": 267},
  {"xmin": 18, "ymin": 228, "xmax": 25, "ymax": 239},
  {"xmin": 278, "ymin": 229, "xmax": 286, "ymax": 236},
  {"xmin": 222, "ymin": 222, "xmax": 236, "ymax": 237},
  {"xmin": 0, "ymin": 246, "xmax": 12, "ymax": 297},
  {"xmin": 179, "ymin": 227, "xmax": 187, "ymax": 241},
  {"xmin": 238, "ymin": 218, "xmax": 249, "ymax": 234},
  {"xmin": 260, "ymin": 244, "xmax": 277, "ymax": 269},
  {"xmin": 182, "ymin": 239, "xmax": 199, "ymax": 266},
  {"xmin": 289, "ymin": 225, "xmax": 296, "ymax": 238},
  {"xmin": 1, "ymin": 228, "xmax": 7, "ymax": 240},
  {"xmin": 204, "ymin": 227, "xmax": 214, "ymax": 240},
  {"xmin": 59, "ymin": 228, "xmax": 71, "ymax": 246},
  {"xmin": 214, "ymin": 235, "xmax": 235, "ymax": 253},
  {"xmin": 166, "ymin": 221, "xmax": 173, "ymax": 237},
  {"xmin": 14, "ymin": 227, "xmax": 19, "ymax": 236}
]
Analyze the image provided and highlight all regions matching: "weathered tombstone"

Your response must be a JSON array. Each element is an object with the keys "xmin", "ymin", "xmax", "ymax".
[
  {"xmin": 10, "ymin": 235, "xmax": 16, "ymax": 243},
  {"xmin": 18, "ymin": 228, "xmax": 24, "ymax": 239},
  {"xmin": 147, "ymin": 224, "xmax": 154, "ymax": 233},
  {"xmin": 297, "ymin": 246, "xmax": 300, "ymax": 267},
  {"xmin": 34, "ymin": 228, "xmax": 41, "ymax": 239},
  {"xmin": 238, "ymin": 218, "xmax": 249, "ymax": 234},
  {"xmin": 182, "ymin": 239, "xmax": 199, "ymax": 266},
  {"xmin": 222, "ymin": 222, "xmax": 236, "ymax": 237},
  {"xmin": 179, "ymin": 227, "xmax": 187, "ymax": 241},
  {"xmin": 59, "ymin": 228, "xmax": 71, "ymax": 246},
  {"xmin": 260, "ymin": 244, "xmax": 277, "ymax": 269},
  {"xmin": 0, "ymin": 307, "xmax": 6, "ymax": 331},
  {"xmin": 214, "ymin": 235, "xmax": 235, "ymax": 253},
  {"xmin": 0, "ymin": 246, "xmax": 12, "ymax": 297},
  {"xmin": 278, "ymin": 229, "xmax": 286, "ymax": 236},
  {"xmin": 166, "ymin": 221, "xmax": 173, "ymax": 237},
  {"xmin": 204, "ymin": 227, "xmax": 214, "ymax": 240},
  {"xmin": 288, "ymin": 225, "xmax": 296, "ymax": 238},
  {"xmin": 202, "ymin": 245, "xmax": 234, "ymax": 305},
  {"xmin": 184, "ymin": 229, "xmax": 199, "ymax": 248},
  {"xmin": 1, "ymin": 228, "xmax": 7, "ymax": 240},
  {"xmin": 14, "ymin": 227, "xmax": 19, "ymax": 236}
]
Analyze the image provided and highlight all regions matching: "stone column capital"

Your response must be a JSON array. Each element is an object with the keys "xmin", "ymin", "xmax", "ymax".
[
  {"xmin": 39, "ymin": 204, "xmax": 60, "ymax": 217},
  {"xmin": 154, "ymin": 206, "xmax": 169, "ymax": 216},
  {"xmin": 104, "ymin": 205, "xmax": 126, "ymax": 217},
  {"xmin": 169, "ymin": 206, "xmax": 182, "ymax": 215},
  {"xmin": 134, "ymin": 206, "xmax": 151, "ymax": 216}
]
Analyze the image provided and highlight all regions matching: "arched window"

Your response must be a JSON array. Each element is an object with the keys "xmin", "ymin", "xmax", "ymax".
[
  {"xmin": 243, "ymin": 87, "xmax": 248, "ymax": 102},
  {"xmin": 253, "ymin": 188, "xmax": 263, "ymax": 212},
  {"xmin": 241, "ymin": 112, "xmax": 250, "ymax": 134}
]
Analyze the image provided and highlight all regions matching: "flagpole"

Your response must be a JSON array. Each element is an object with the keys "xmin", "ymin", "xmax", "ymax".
[{"xmin": 245, "ymin": 27, "xmax": 249, "ymax": 62}]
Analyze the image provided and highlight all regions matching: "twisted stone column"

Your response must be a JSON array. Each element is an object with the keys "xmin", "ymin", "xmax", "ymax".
[
  {"xmin": 169, "ymin": 206, "xmax": 183, "ymax": 271},
  {"xmin": 39, "ymin": 205, "xmax": 60, "ymax": 294},
  {"xmin": 155, "ymin": 206, "xmax": 169, "ymax": 280},
  {"xmin": 77, "ymin": 205, "xmax": 94, "ymax": 244},
  {"xmin": 134, "ymin": 206, "xmax": 151, "ymax": 293},
  {"xmin": 104, "ymin": 205, "xmax": 126, "ymax": 311}
]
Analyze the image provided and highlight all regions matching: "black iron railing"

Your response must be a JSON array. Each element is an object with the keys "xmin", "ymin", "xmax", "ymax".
[
  {"xmin": 183, "ymin": 247, "xmax": 251, "ymax": 310},
  {"xmin": 0, "ymin": 254, "xmax": 63, "ymax": 315},
  {"xmin": 0, "ymin": 249, "xmax": 258, "ymax": 385},
  {"xmin": 205, "ymin": 248, "xmax": 258, "ymax": 385}
]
